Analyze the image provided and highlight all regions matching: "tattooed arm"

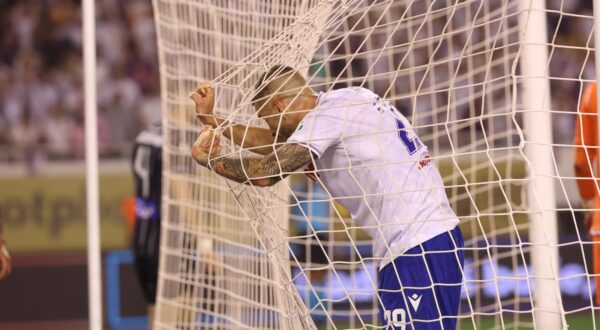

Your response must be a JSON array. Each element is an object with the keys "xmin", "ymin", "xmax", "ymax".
[
  {"xmin": 210, "ymin": 144, "xmax": 312, "ymax": 187},
  {"xmin": 190, "ymin": 82, "xmax": 280, "ymax": 155},
  {"xmin": 191, "ymin": 127, "xmax": 312, "ymax": 186}
]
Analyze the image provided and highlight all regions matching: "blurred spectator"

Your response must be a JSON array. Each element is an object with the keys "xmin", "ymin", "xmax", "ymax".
[
  {"xmin": 12, "ymin": 1, "xmax": 39, "ymax": 51},
  {"xmin": 0, "ymin": 115, "xmax": 8, "ymax": 146},
  {"xmin": 104, "ymin": 92, "xmax": 141, "ymax": 146},
  {"xmin": 10, "ymin": 110, "xmax": 44, "ymax": 173},
  {"xmin": 30, "ymin": 71, "xmax": 59, "ymax": 125},
  {"xmin": 0, "ymin": 0, "xmax": 160, "ymax": 169},
  {"xmin": 139, "ymin": 79, "xmax": 162, "ymax": 127},
  {"xmin": 0, "ymin": 0, "xmax": 595, "ymax": 172},
  {"xmin": 70, "ymin": 111, "xmax": 86, "ymax": 159},
  {"xmin": 97, "ymin": 6, "xmax": 127, "ymax": 66},
  {"xmin": 45, "ymin": 105, "xmax": 74, "ymax": 158}
]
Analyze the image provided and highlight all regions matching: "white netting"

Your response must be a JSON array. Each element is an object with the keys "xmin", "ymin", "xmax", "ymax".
[
  {"xmin": 153, "ymin": 0, "xmax": 598, "ymax": 329},
  {"xmin": 153, "ymin": 1, "xmax": 320, "ymax": 328}
]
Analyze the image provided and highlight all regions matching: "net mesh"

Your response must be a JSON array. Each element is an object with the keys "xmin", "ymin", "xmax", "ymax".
[{"xmin": 153, "ymin": 0, "xmax": 598, "ymax": 329}]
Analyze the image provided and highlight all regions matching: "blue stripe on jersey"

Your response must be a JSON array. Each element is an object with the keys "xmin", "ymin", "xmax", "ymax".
[{"xmin": 378, "ymin": 226, "xmax": 464, "ymax": 329}]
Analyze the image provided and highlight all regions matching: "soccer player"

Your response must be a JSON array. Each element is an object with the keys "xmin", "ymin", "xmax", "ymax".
[
  {"xmin": 190, "ymin": 66, "xmax": 464, "ymax": 329},
  {"xmin": 132, "ymin": 122, "xmax": 163, "ymax": 325},
  {"xmin": 573, "ymin": 82, "xmax": 600, "ymax": 306},
  {"xmin": 0, "ymin": 222, "xmax": 10, "ymax": 281}
]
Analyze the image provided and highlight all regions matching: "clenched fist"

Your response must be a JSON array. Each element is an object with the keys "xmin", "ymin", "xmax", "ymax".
[
  {"xmin": 190, "ymin": 82, "xmax": 216, "ymax": 125},
  {"xmin": 191, "ymin": 125, "xmax": 222, "ymax": 166}
]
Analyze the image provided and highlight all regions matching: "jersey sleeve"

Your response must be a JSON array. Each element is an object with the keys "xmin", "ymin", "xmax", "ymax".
[
  {"xmin": 287, "ymin": 109, "xmax": 345, "ymax": 158},
  {"xmin": 573, "ymin": 82, "xmax": 598, "ymax": 200}
]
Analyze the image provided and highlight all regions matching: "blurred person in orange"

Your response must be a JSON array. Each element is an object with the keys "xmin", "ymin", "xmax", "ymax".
[
  {"xmin": 0, "ymin": 222, "xmax": 11, "ymax": 281},
  {"xmin": 574, "ymin": 81, "xmax": 600, "ymax": 305}
]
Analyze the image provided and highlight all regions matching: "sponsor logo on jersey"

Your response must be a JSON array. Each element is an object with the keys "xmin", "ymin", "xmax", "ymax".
[{"xmin": 418, "ymin": 154, "xmax": 432, "ymax": 169}]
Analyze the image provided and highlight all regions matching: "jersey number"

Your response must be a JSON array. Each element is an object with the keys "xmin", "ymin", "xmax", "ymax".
[
  {"xmin": 395, "ymin": 119, "xmax": 423, "ymax": 155},
  {"xmin": 386, "ymin": 103, "xmax": 423, "ymax": 155},
  {"xmin": 133, "ymin": 145, "xmax": 152, "ymax": 198}
]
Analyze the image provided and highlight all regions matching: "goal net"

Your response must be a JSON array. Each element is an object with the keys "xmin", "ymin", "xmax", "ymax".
[{"xmin": 153, "ymin": 0, "xmax": 597, "ymax": 329}]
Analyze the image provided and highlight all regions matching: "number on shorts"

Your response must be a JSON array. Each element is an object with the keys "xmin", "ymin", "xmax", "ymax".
[{"xmin": 384, "ymin": 308, "xmax": 406, "ymax": 329}]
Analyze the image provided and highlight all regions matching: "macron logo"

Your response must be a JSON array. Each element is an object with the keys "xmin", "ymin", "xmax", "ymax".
[{"xmin": 408, "ymin": 293, "xmax": 422, "ymax": 312}]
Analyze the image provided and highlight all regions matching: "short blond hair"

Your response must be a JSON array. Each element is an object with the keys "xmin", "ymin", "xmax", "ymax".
[{"xmin": 252, "ymin": 65, "xmax": 311, "ymax": 105}]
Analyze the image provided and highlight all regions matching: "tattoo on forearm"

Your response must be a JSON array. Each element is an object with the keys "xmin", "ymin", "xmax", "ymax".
[
  {"xmin": 208, "ymin": 144, "xmax": 313, "ymax": 186},
  {"xmin": 209, "ymin": 157, "xmax": 252, "ymax": 184}
]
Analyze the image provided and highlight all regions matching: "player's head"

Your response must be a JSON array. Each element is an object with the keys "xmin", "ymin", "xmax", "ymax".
[{"xmin": 252, "ymin": 65, "xmax": 316, "ymax": 138}]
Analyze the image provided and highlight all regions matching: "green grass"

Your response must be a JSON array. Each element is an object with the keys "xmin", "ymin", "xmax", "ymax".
[
  {"xmin": 317, "ymin": 312, "xmax": 599, "ymax": 329},
  {"xmin": 458, "ymin": 313, "xmax": 598, "ymax": 330}
]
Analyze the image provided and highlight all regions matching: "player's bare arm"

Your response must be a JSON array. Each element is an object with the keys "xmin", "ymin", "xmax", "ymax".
[
  {"xmin": 191, "ymin": 127, "xmax": 312, "ymax": 187},
  {"xmin": 190, "ymin": 82, "xmax": 279, "ymax": 155},
  {"xmin": 209, "ymin": 144, "xmax": 312, "ymax": 186},
  {"xmin": 0, "ymin": 222, "xmax": 11, "ymax": 281}
]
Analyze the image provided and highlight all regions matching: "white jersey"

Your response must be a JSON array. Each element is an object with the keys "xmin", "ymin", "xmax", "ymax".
[{"xmin": 288, "ymin": 87, "xmax": 459, "ymax": 265}]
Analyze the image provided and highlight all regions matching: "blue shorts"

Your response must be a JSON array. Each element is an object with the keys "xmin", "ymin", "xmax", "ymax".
[{"xmin": 378, "ymin": 227, "xmax": 464, "ymax": 329}]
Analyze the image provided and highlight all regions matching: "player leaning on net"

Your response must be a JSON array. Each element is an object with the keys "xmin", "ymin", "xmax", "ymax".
[{"xmin": 190, "ymin": 66, "xmax": 464, "ymax": 329}]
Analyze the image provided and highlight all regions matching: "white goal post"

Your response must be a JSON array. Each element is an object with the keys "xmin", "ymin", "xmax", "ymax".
[
  {"xmin": 519, "ymin": 0, "xmax": 562, "ymax": 328},
  {"xmin": 151, "ymin": 0, "xmax": 598, "ymax": 329}
]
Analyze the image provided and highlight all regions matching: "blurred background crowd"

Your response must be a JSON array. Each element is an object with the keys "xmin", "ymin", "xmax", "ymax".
[
  {"xmin": 0, "ymin": 0, "xmax": 596, "ymax": 174},
  {"xmin": 0, "ymin": 0, "xmax": 160, "ymax": 172}
]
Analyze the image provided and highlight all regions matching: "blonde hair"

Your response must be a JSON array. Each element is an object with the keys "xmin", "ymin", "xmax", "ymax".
[{"xmin": 252, "ymin": 65, "xmax": 311, "ymax": 106}]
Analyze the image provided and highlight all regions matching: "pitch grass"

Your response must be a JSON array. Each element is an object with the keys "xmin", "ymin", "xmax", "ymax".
[
  {"xmin": 458, "ymin": 313, "xmax": 600, "ymax": 330},
  {"xmin": 458, "ymin": 313, "xmax": 597, "ymax": 330},
  {"xmin": 317, "ymin": 312, "xmax": 598, "ymax": 329}
]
